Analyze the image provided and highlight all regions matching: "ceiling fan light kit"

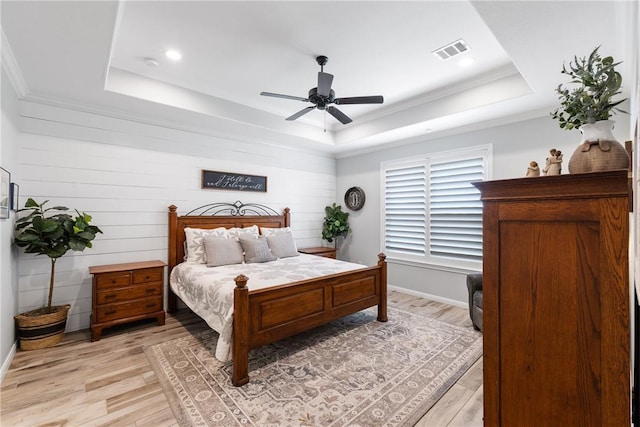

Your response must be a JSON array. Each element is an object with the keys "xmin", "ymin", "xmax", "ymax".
[{"xmin": 261, "ymin": 55, "xmax": 384, "ymax": 125}]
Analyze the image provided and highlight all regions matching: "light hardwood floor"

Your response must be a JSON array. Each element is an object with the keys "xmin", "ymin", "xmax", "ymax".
[{"xmin": 0, "ymin": 290, "xmax": 483, "ymax": 426}]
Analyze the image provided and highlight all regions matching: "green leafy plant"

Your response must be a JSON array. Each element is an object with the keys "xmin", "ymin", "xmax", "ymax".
[
  {"xmin": 14, "ymin": 198, "xmax": 103, "ymax": 314},
  {"xmin": 321, "ymin": 203, "xmax": 350, "ymax": 246},
  {"xmin": 551, "ymin": 46, "xmax": 627, "ymax": 130}
]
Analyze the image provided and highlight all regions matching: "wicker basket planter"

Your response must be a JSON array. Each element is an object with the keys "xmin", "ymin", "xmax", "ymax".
[{"xmin": 14, "ymin": 304, "xmax": 71, "ymax": 350}]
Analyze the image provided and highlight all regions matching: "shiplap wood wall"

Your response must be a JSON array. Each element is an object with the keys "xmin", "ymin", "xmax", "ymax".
[{"xmin": 17, "ymin": 102, "xmax": 337, "ymax": 332}]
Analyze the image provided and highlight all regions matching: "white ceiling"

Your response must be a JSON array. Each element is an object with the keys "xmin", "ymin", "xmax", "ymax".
[{"xmin": 1, "ymin": 1, "xmax": 631, "ymax": 156}]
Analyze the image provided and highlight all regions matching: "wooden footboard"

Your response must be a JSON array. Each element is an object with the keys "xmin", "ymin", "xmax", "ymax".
[{"xmin": 232, "ymin": 253, "xmax": 387, "ymax": 386}]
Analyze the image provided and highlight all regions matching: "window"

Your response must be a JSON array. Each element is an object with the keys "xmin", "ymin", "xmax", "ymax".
[
  {"xmin": 382, "ymin": 146, "xmax": 490, "ymax": 270},
  {"xmin": 383, "ymin": 160, "xmax": 427, "ymax": 256}
]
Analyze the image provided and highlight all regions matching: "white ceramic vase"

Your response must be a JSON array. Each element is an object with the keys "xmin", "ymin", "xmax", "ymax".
[{"xmin": 567, "ymin": 120, "xmax": 629, "ymax": 173}]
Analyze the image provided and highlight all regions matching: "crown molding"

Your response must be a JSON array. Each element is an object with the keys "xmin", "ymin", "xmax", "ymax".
[{"xmin": 1, "ymin": 28, "xmax": 29, "ymax": 98}]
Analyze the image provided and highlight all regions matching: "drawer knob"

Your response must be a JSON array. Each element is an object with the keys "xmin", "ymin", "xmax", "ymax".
[
  {"xmin": 105, "ymin": 294, "xmax": 116, "ymax": 299},
  {"xmin": 146, "ymin": 288, "xmax": 155, "ymax": 294},
  {"xmin": 146, "ymin": 303, "xmax": 155, "ymax": 308},
  {"xmin": 105, "ymin": 310, "xmax": 117, "ymax": 315}
]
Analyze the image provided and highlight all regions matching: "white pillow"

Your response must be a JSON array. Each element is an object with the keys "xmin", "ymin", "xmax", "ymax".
[
  {"xmin": 260, "ymin": 226, "xmax": 293, "ymax": 237},
  {"xmin": 266, "ymin": 232, "xmax": 299, "ymax": 259},
  {"xmin": 203, "ymin": 236, "xmax": 244, "ymax": 267},
  {"xmin": 239, "ymin": 235, "xmax": 277, "ymax": 263},
  {"xmin": 184, "ymin": 227, "xmax": 229, "ymax": 264},
  {"xmin": 228, "ymin": 225, "xmax": 259, "ymax": 240}
]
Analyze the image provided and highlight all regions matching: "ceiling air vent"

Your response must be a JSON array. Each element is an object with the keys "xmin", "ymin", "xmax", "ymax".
[{"xmin": 433, "ymin": 39, "xmax": 470, "ymax": 60}]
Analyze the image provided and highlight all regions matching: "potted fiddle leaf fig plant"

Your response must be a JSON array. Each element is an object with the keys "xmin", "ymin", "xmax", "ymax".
[
  {"xmin": 13, "ymin": 198, "xmax": 102, "ymax": 350},
  {"xmin": 550, "ymin": 45, "xmax": 629, "ymax": 173},
  {"xmin": 321, "ymin": 203, "xmax": 350, "ymax": 248}
]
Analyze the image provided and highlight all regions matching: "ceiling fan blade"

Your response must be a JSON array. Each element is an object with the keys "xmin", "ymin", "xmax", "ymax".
[
  {"xmin": 317, "ymin": 72, "xmax": 334, "ymax": 97},
  {"xmin": 334, "ymin": 95, "xmax": 384, "ymax": 105},
  {"xmin": 261, "ymin": 91, "xmax": 308, "ymax": 102},
  {"xmin": 326, "ymin": 106, "xmax": 353, "ymax": 124},
  {"xmin": 286, "ymin": 106, "xmax": 316, "ymax": 121}
]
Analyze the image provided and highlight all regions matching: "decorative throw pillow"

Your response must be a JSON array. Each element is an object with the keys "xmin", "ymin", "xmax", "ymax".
[
  {"xmin": 260, "ymin": 226, "xmax": 292, "ymax": 237},
  {"xmin": 239, "ymin": 235, "xmax": 277, "ymax": 263},
  {"xmin": 228, "ymin": 225, "xmax": 259, "ymax": 241},
  {"xmin": 203, "ymin": 236, "xmax": 244, "ymax": 267},
  {"xmin": 184, "ymin": 227, "xmax": 229, "ymax": 263},
  {"xmin": 266, "ymin": 232, "xmax": 299, "ymax": 259}
]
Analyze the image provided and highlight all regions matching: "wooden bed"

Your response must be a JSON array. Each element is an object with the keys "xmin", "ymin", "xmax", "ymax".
[{"xmin": 167, "ymin": 202, "xmax": 388, "ymax": 386}]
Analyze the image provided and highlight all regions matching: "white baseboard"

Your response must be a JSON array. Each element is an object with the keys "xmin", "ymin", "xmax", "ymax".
[
  {"xmin": 0, "ymin": 341, "xmax": 17, "ymax": 383},
  {"xmin": 388, "ymin": 284, "xmax": 468, "ymax": 309}
]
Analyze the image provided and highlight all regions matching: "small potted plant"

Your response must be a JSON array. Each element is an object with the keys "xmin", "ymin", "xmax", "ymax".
[
  {"xmin": 321, "ymin": 203, "xmax": 350, "ymax": 248},
  {"xmin": 550, "ymin": 46, "xmax": 629, "ymax": 173},
  {"xmin": 14, "ymin": 198, "xmax": 102, "ymax": 350}
]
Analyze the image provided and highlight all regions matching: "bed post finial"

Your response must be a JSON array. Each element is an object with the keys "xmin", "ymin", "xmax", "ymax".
[
  {"xmin": 169, "ymin": 205, "xmax": 177, "ymax": 213},
  {"xmin": 234, "ymin": 274, "xmax": 249, "ymax": 288}
]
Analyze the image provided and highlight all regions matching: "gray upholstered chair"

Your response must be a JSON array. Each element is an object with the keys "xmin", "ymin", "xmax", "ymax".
[{"xmin": 466, "ymin": 273, "xmax": 483, "ymax": 331}]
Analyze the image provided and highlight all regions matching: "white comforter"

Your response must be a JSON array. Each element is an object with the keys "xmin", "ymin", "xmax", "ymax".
[{"xmin": 169, "ymin": 253, "xmax": 367, "ymax": 361}]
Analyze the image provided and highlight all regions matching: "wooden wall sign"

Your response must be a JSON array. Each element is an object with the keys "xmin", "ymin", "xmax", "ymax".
[{"xmin": 202, "ymin": 170, "xmax": 267, "ymax": 192}]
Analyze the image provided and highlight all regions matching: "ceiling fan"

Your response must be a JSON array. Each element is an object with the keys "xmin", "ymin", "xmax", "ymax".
[{"xmin": 260, "ymin": 55, "xmax": 384, "ymax": 125}]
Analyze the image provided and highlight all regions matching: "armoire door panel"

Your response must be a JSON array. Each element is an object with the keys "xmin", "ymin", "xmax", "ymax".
[{"xmin": 499, "ymin": 221, "xmax": 601, "ymax": 425}]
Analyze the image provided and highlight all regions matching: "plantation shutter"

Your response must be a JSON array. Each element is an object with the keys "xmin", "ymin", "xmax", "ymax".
[
  {"xmin": 428, "ymin": 156, "xmax": 484, "ymax": 262},
  {"xmin": 384, "ymin": 163, "xmax": 426, "ymax": 255}
]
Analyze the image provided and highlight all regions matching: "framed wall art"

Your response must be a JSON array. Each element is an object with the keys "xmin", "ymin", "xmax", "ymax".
[
  {"xmin": 0, "ymin": 167, "xmax": 10, "ymax": 219},
  {"xmin": 202, "ymin": 170, "xmax": 267, "ymax": 192},
  {"xmin": 344, "ymin": 186, "xmax": 366, "ymax": 211},
  {"xmin": 10, "ymin": 182, "xmax": 19, "ymax": 211}
]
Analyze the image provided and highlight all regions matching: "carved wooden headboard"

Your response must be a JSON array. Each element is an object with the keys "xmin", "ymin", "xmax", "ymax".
[{"xmin": 167, "ymin": 201, "xmax": 290, "ymax": 273}]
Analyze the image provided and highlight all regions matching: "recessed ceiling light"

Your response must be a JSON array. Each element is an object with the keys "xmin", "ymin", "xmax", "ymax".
[{"xmin": 165, "ymin": 49, "xmax": 182, "ymax": 61}]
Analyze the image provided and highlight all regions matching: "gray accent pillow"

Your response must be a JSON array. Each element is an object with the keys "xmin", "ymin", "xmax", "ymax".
[
  {"xmin": 239, "ymin": 235, "xmax": 277, "ymax": 263},
  {"xmin": 203, "ymin": 236, "xmax": 245, "ymax": 267},
  {"xmin": 184, "ymin": 227, "xmax": 229, "ymax": 263},
  {"xmin": 266, "ymin": 232, "xmax": 299, "ymax": 259}
]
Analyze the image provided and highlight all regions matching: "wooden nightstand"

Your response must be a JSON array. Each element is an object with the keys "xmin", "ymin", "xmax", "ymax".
[
  {"xmin": 89, "ymin": 260, "xmax": 166, "ymax": 341},
  {"xmin": 298, "ymin": 246, "xmax": 337, "ymax": 259}
]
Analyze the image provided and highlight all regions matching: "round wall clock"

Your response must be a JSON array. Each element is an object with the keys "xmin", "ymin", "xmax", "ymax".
[{"xmin": 344, "ymin": 186, "xmax": 366, "ymax": 211}]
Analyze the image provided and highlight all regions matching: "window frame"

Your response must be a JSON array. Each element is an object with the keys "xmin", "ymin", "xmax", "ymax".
[{"xmin": 380, "ymin": 145, "xmax": 492, "ymax": 272}]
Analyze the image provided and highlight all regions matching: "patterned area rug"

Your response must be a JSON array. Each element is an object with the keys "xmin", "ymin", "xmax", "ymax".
[{"xmin": 146, "ymin": 306, "xmax": 482, "ymax": 427}]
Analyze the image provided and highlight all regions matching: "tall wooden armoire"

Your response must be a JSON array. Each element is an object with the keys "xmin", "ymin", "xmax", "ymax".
[{"xmin": 474, "ymin": 170, "xmax": 630, "ymax": 426}]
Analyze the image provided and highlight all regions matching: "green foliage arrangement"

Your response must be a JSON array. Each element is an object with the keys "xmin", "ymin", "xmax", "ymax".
[
  {"xmin": 321, "ymin": 203, "xmax": 350, "ymax": 245},
  {"xmin": 551, "ymin": 46, "xmax": 627, "ymax": 130},
  {"xmin": 14, "ymin": 198, "xmax": 103, "ymax": 313}
]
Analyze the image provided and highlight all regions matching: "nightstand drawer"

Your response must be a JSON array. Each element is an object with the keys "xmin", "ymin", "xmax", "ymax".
[
  {"xmin": 96, "ymin": 296, "xmax": 163, "ymax": 323},
  {"xmin": 95, "ymin": 273, "xmax": 131, "ymax": 290},
  {"xmin": 96, "ymin": 283, "xmax": 162, "ymax": 305},
  {"xmin": 133, "ymin": 268, "xmax": 163, "ymax": 284}
]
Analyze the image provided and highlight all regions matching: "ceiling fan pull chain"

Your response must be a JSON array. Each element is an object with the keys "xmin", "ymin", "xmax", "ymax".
[{"xmin": 324, "ymin": 110, "xmax": 327, "ymax": 132}]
